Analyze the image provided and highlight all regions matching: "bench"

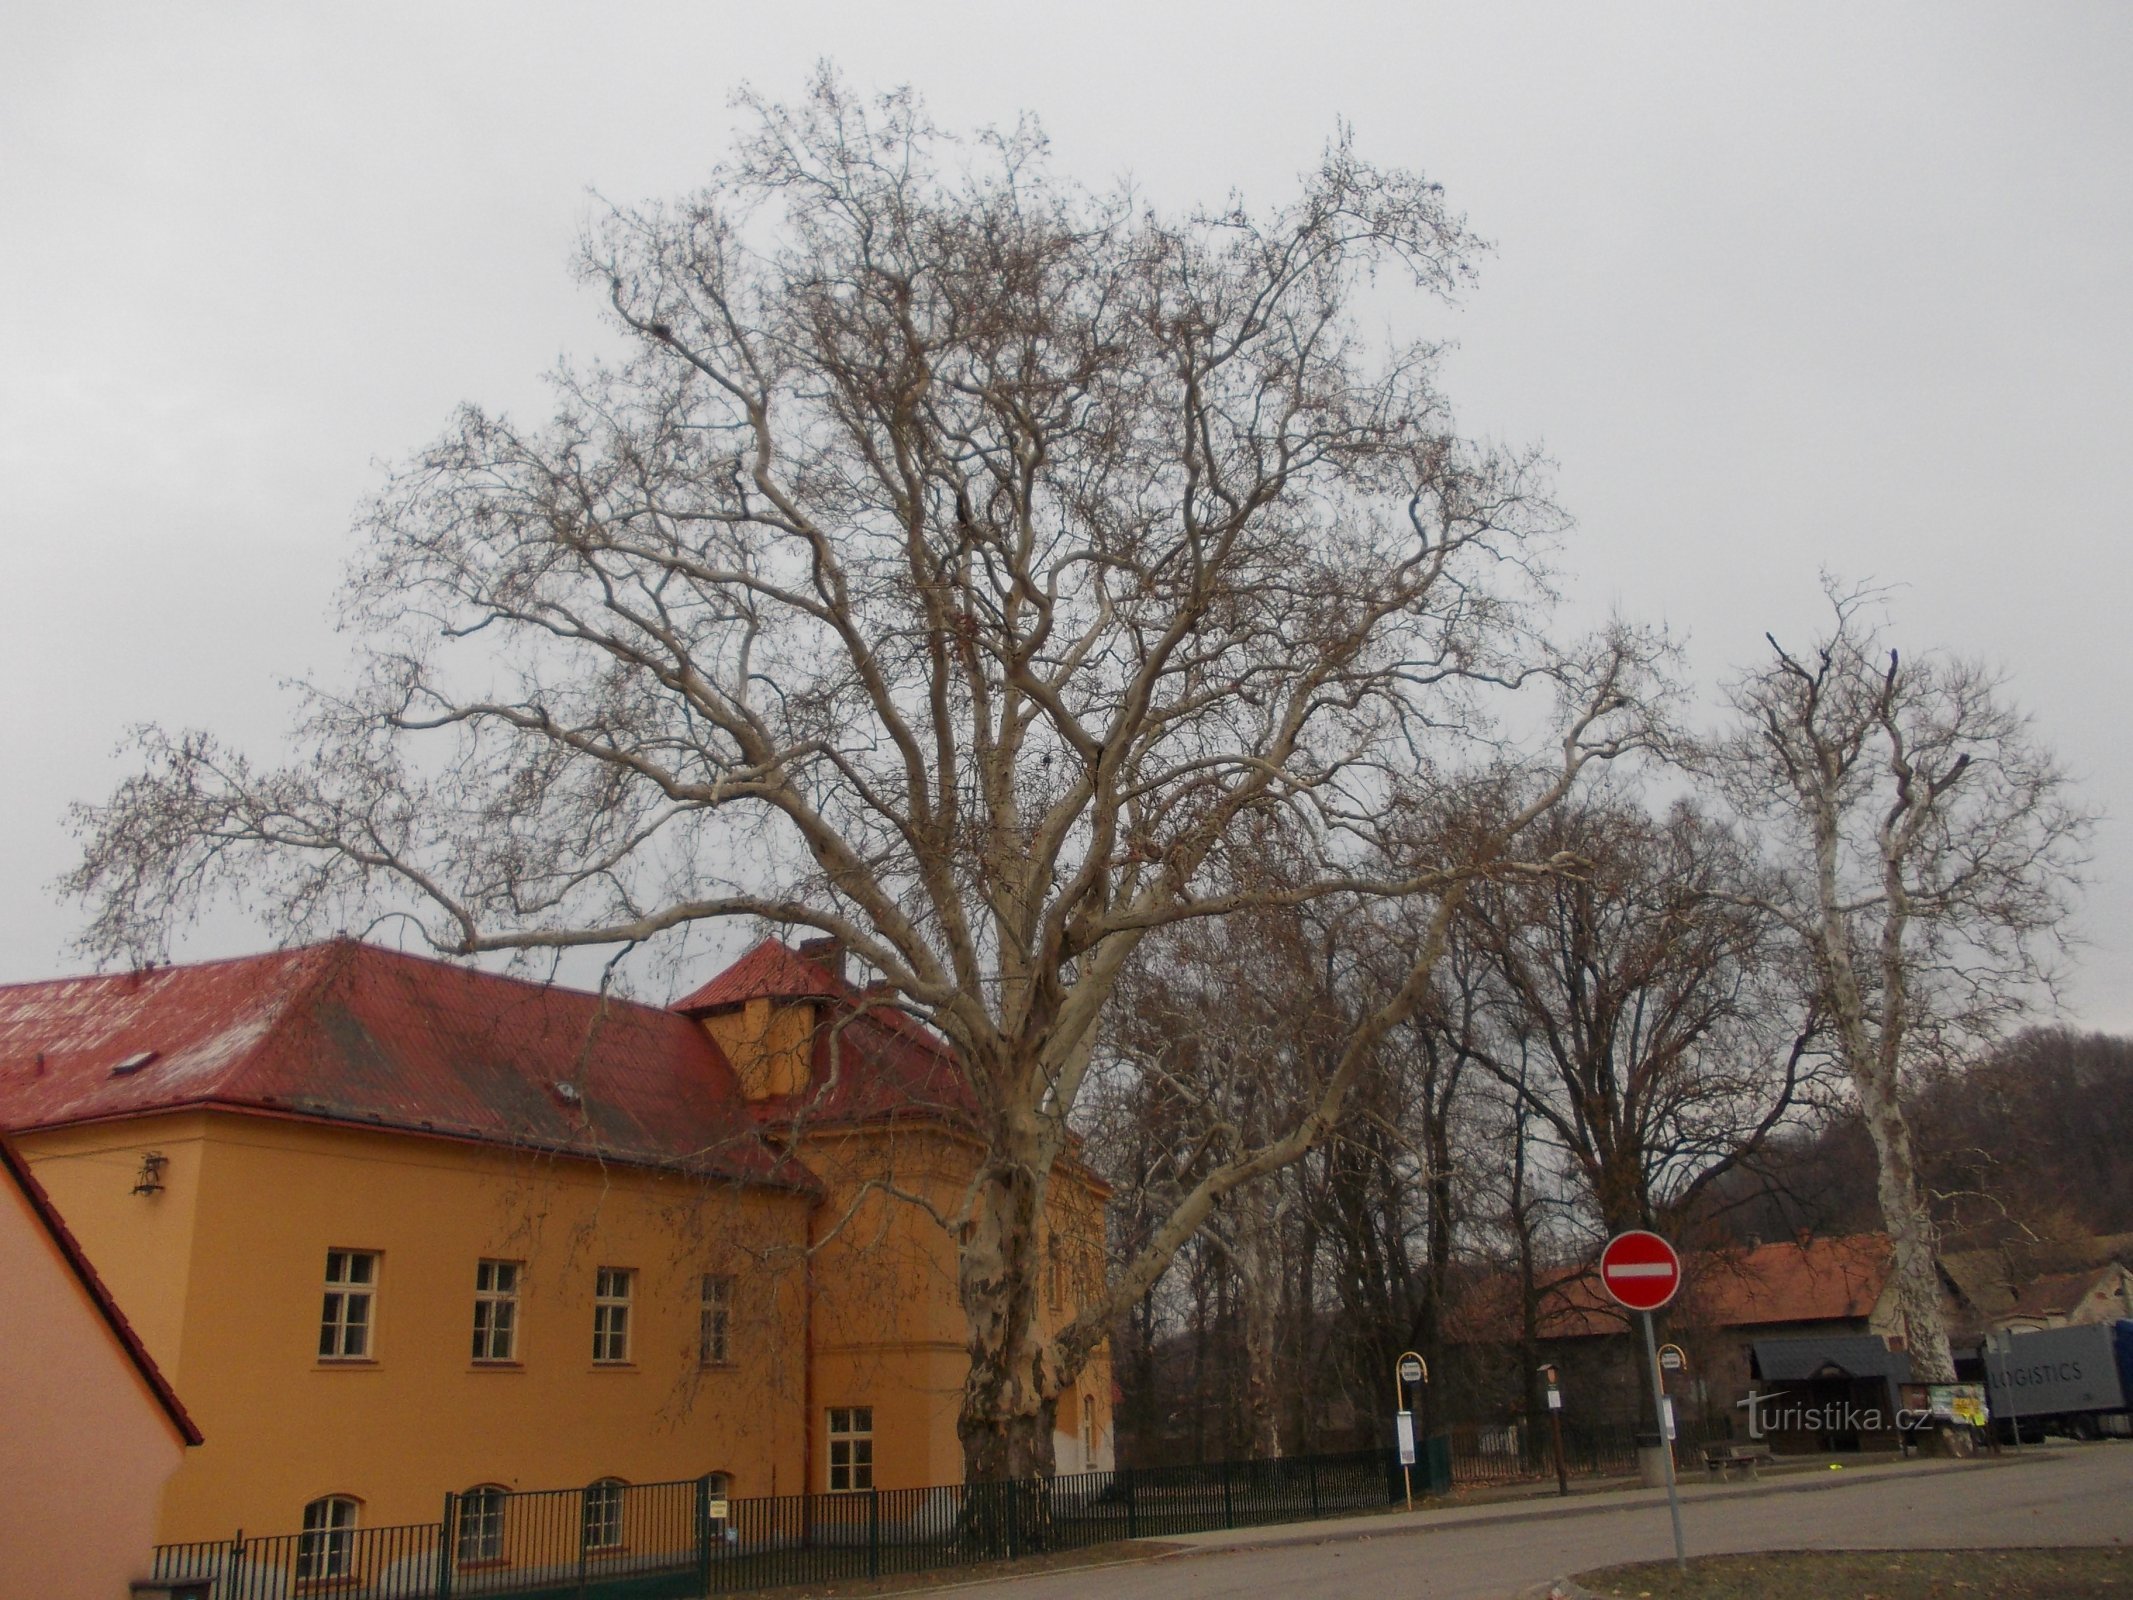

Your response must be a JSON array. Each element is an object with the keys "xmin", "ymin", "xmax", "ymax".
[{"xmin": 1701, "ymin": 1442, "xmax": 1773, "ymax": 1481}]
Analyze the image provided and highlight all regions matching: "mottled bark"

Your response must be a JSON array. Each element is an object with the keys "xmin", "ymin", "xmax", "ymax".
[
  {"xmin": 957, "ymin": 1155, "xmax": 1059, "ymax": 1480},
  {"xmin": 1234, "ymin": 1191, "xmax": 1287, "ymax": 1458}
]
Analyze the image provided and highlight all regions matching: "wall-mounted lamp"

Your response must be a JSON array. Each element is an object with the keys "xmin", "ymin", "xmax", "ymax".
[{"xmin": 132, "ymin": 1152, "xmax": 168, "ymax": 1196}]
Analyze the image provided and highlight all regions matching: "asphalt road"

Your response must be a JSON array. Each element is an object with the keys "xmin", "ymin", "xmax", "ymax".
[{"xmin": 928, "ymin": 1446, "xmax": 2133, "ymax": 1600}]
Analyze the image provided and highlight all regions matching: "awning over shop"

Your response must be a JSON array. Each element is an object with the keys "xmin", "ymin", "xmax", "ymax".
[{"xmin": 1750, "ymin": 1335, "xmax": 1913, "ymax": 1384}]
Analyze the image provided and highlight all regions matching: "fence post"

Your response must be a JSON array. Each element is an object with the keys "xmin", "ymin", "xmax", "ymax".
[
  {"xmin": 1220, "ymin": 1457, "xmax": 1234, "ymax": 1529},
  {"xmin": 229, "ymin": 1529, "xmax": 244, "ymax": 1596},
  {"xmin": 1123, "ymin": 1466, "xmax": 1138, "ymax": 1542},
  {"xmin": 1308, "ymin": 1452, "xmax": 1320, "ymax": 1517},
  {"xmin": 868, "ymin": 1487, "xmax": 881, "ymax": 1579},
  {"xmin": 695, "ymin": 1475, "xmax": 713, "ymax": 1592},
  {"xmin": 437, "ymin": 1493, "xmax": 457, "ymax": 1600},
  {"xmin": 576, "ymin": 1487, "xmax": 590, "ymax": 1600}
]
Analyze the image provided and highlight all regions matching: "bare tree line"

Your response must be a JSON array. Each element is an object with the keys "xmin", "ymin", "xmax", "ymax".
[
  {"xmin": 1089, "ymin": 588, "xmax": 2094, "ymax": 1455},
  {"xmin": 62, "ymin": 73, "xmax": 2088, "ymax": 1476}
]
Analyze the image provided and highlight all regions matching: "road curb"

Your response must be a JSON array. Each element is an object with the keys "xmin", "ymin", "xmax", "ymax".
[{"xmin": 1514, "ymin": 1582, "xmax": 1604, "ymax": 1600}]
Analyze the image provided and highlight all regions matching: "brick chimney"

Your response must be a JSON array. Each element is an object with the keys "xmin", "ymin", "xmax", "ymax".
[{"xmin": 797, "ymin": 936, "xmax": 846, "ymax": 981}]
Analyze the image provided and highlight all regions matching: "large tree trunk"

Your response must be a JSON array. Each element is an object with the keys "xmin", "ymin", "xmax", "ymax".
[
  {"xmin": 1856, "ymin": 1071, "xmax": 1956, "ymax": 1383},
  {"xmin": 1292, "ymin": 1207, "xmax": 1320, "ymax": 1454},
  {"xmin": 1236, "ymin": 1192, "xmax": 1286, "ymax": 1458},
  {"xmin": 1810, "ymin": 792, "xmax": 1959, "ymax": 1392},
  {"xmin": 1807, "ymin": 783, "xmax": 1959, "ymax": 1448},
  {"xmin": 957, "ymin": 1157, "xmax": 1059, "ymax": 1482}
]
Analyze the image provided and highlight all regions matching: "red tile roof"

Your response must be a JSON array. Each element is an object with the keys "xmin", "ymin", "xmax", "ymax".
[
  {"xmin": 2, "ymin": 1137, "xmax": 202, "ymax": 1445},
  {"xmin": 673, "ymin": 940, "xmax": 848, "ymax": 1013},
  {"xmin": 0, "ymin": 941, "xmax": 799, "ymax": 1187},
  {"xmin": 1687, "ymin": 1234, "xmax": 1893, "ymax": 1326},
  {"xmin": 675, "ymin": 939, "xmax": 979, "ymax": 1127},
  {"xmin": 1447, "ymin": 1233, "xmax": 1894, "ymax": 1343}
]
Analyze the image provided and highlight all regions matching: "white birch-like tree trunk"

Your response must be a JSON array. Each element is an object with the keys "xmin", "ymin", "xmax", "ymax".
[{"xmin": 1718, "ymin": 584, "xmax": 2088, "ymax": 1405}]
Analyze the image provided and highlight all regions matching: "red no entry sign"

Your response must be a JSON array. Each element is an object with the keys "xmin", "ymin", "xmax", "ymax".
[{"xmin": 1599, "ymin": 1229, "xmax": 1682, "ymax": 1312}]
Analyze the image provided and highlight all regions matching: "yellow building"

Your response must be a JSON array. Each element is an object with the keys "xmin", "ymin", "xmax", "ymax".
[{"xmin": 0, "ymin": 936, "xmax": 1111, "ymax": 1553}]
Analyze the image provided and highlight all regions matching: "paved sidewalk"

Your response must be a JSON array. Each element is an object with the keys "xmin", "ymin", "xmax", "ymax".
[{"xmin": 1155, "ymin": 1449, "xmax": 2037, "ymax": 1555}]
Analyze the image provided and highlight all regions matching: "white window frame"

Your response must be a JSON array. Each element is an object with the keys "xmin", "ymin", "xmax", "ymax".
[
  {"xmin": 592, "ymin": 1268, "xmax": 633, "ymax": 1364},
  {"xmin": 699, "ymin": 1274, "xmax": 733, "ymax": 1367},
  {"xmin": 319, "ymin": 1250, "xmax": 378, "ymax": 1361},
  {"xmin": 827, "ymin": 1407, "xmax": 874, "ymax": 1492},
  {"xmin": 582, "ymin": 1478, "xmax": 625, "ymax": 1551},
  {"xmin": 472, "ymin": 1260, "xmax": 520, "ymax": 1363},
  {"xmin": 704, "ymin": 1471, "xmax": 730, "ymax": 1536},
  {"xmin": 298, "ymin": 1495, "xmax": 360, "ymax": 1580},
  {"xmin": 455, "ymin": 1485, "xmax": 507, "ymax": 1567}
]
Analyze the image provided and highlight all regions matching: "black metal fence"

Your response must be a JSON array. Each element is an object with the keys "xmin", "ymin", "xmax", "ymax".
[
  {"xmin": 155, "ymin": 1428, "xmax": 1684, "ymax": 1600},
  {"xmin": 148, "ymin": 1521, "xmax": 444, "ymax": 1599},
  {"xmin": 1442, "ymin": 1416, "xmax": 1728, "ymax": 1486}
]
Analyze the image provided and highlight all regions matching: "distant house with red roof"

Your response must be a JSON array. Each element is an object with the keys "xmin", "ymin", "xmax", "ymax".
[
  {"xmin": 0, "ymin": 935, "xmax": 1110, "ymax": 1554},
  {"xmin": 1998, "ymin": 1263, "xmax": 2133, "ymax": 1332},
  {"xmin": 1445, "ymin": 1233, "xmax": 1907, "ymax": 1435},
  {"xmin": 1445, "ymin": 1227, "xmax": 2133, "ymax": 1450}
]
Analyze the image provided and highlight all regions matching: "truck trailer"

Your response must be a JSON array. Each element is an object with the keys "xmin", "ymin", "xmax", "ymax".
[{"xmin": 1981, "ymin": 1319, "xmax": 2133, "ymax": 1441}]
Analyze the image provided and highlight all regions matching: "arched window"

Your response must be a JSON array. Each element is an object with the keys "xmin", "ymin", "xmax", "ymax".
[
  {"xmin": 704, "ymin": 1472, "xmax": 731, "ymax": 1540},
  {"xmin": 455, "ymin": 1485, "xmax": 508, "ymax": 1567},
  {"xmin": 582, "ymin": 1478, "xmax": 626, "ymax": 1552},
  {"xmin": 298, "ymin": 1495, "xmax": 359, "ymax": 1581}
]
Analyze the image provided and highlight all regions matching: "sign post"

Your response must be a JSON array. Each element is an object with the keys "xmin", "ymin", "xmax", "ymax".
[
  {"xmin": 1600, "ymin": 1229, "xmax": 1686, "ymax": 1573},
  {"xmin": 1542, "ymin": 1364, "xmax": 1568, "ymax": 1497},
  {"xmin": 1394, "ymin": 1351, "xmax": 1428, "ymax": 1510}
]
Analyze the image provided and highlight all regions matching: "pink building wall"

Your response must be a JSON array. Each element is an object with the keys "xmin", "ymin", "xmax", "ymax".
[{"xmin": 0, "ymin": 1148, "xmax": 195, "ymax": 1600}]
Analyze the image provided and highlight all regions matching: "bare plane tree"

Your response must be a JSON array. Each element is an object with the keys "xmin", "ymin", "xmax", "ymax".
[
  {"xmin": 66, "ymin": 74, "xmax": 1657, "ymax": 1479},
  {"xmin": 1710, "ymin": 582, "xmax": 2089, "ymax": 1390}
]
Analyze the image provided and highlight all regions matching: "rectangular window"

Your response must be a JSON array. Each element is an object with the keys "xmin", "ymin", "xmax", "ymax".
[
  {"xmin": 472, "ymin": 1260, "xmax": 520, "ymax": 1362},
  {"xmin": 592, "ymin": 1267, "xmax": 633, "ymax": 1363},
  {"xmin": 827, "ymin": 1406, "xmax": 874, "ymax": 1492},
  {"xmin": 699, "ymin": 1274, "xmax": 733, "ymax": 1366},
  {"xmin": 319, "ymin": 1250, "xmax": 378, "ymax": 1360}
]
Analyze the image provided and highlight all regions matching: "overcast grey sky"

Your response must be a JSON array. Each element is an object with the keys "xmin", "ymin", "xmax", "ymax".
[{"xmin": 4, "ymin": 2, "xmax": 2128, "ymax": 1025}]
